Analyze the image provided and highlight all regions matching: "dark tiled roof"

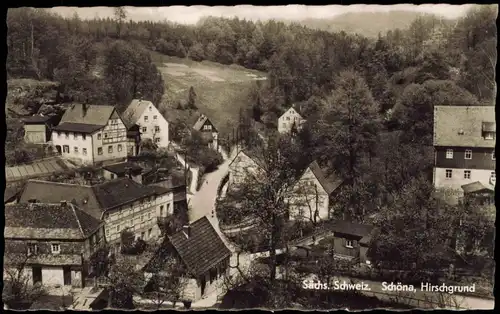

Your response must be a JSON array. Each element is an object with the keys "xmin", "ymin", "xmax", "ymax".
[
  {"xmin": 122, "ymin": 99, "xmax": 153, "ymax": 129},
  {"xmin": 91, "ymin": 178, "xmax": 169, "ymax": 210},
  {"xmin": 19, "ymin": 180, "xmax": 102, "ymax": 219},
  {"xmin": 102, "ymin": 161, "xmax": 144, "ymax": 175},
  {"xmin": 23, "ymin": 115, "xmax": 52, "ymax": 124},
  {"xmin": 52, "ymin": 122, "xmax": 104, "ymax": 134},
  {"xmin": 4, "ymin": 253, "xmax": 83, "ymax": 267},
  {"xmin": 167, "ymin": 216, "xmax": 231, "ymax": 276},
  {"xmin": 433, "ymin": 106, "xmax": 496, "ymax": 148},
  {"xmin": 4, "ymin": 202, "xmax": 102, "ymax": 240},
  {"xmin": 327, "ymin": 220, "xmax": 375, "ymax": 239},
  {"xmin": 59, "ymin": 103, "xmax": 116, "ymax": 126},
  {"xmin": 482, "ymin": 122, "xmax": 496, "ymax": 132},
  {"xmin": 192, "ymin": 113, "xmax": 218, "ymax": 133},
  {"xmin": 307, "ymin": 161, "xmax": 343, "ymax": 195},
  {"xmin": 461, "ymin": 181, "xmax": 495, "ymax": 194}
]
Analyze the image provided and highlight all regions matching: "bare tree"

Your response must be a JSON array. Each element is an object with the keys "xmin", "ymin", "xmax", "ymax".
[
  {"xmin": 114, "ymin": 7, "xmax": 127, "ymax": 38},
  {"xmin": 2, "ymin": 247, "xmax": 47, "ymax": 309},
  {"xmin": 142, "ymin": 255, "xmax": 189, "ymax": 309}
]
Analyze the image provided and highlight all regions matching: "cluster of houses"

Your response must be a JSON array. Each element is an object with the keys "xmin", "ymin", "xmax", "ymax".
[
  {"xmin": 4, "ymin": 99, "xmax": 230, "ymax": 307},
  {"xmin": 22, "ymin": 99, "xmax": 220, "ymax": 166}
]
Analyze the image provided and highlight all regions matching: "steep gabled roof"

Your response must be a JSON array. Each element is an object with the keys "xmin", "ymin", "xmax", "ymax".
[
  {"xmin": 53, "ymin": 122, "xmax": 104, "ymax": 134},
  {"xmin": 23, "ymin": 115, "xmax": 52, "ymax": 124},
  {"xmin": 102, "ymin": 161, "xmax": 144, "ymax": 176},
  {"xmin": 59, "ymin": 104, "xmax": 116, "ymax": 126},
  {"xmin": 122, "ymin": 99, "xmax": 154, "ymax": 129},
  {"xmin": 327, "ymin": 220, "xmax": 375, "ymax": 239},
  {"xmin": 4, "ymin": 202, "xmax": 103, "ymax": 240},
  {"xmin": 228, "ymin": 149, "xmax": 265, "ymax": 169},
  {"xmin": 434, "ymin": 106, "xmax": 496, "ymax": 148},
  {"xmin": 19, "ymin": 180, "xmax": 102, "ymax": 219},
  {"xmin": 167, "ymin": 216, "xmax": 231, "ymax": 276},
  {"xmin": 192, "ymin": 113, "xmax": 218, "ymax": 132},
  {"xmin": 306, "ymin": 161, "xmax": 343, "ymax": 195}
]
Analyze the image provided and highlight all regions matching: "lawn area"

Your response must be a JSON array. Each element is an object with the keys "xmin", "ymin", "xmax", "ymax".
[{"xmin": 150, "ymin": 52, "xmax": 267, "ymax": 138}]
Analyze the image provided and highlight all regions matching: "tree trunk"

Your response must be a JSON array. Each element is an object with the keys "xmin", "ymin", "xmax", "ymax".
[{"xmin": 269, "ymin": 215, "xmax": 278, "ymax": 283}]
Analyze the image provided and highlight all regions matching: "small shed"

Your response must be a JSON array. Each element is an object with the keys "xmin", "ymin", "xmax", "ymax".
[{"xmin": 23, "ymin": 115, "xmax": 53, "ymax": 144}]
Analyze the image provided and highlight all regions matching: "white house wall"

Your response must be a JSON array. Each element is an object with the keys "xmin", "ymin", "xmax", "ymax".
[
  {"xmin": 288, "ymin": 168, "xmax": 330, "ymax": 221},
  {"xmin": 136, "ymin": 105, "xmax": 170, "ymax": 148},
  {"xmin": 52, "ymin": 130, "xmax": 95, "ymax": 165},
  {"xmin": 278, "ymin": 108, "xmax": 306, "ymax": 134},
  {"xmin": 93, "ymin": 113, "xmax": 128, "ymax": 164}
]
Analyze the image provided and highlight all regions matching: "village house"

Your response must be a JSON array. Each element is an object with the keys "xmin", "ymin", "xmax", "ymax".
[
  {"xmin": 192, "ymin": 113, "xmax": 219, "ymax": 151},
  {"xmin": 433, "ymin": 106, "xmax": 496, "ymax": 203},
  {"xmin": 18, "ymin": 178, "xmax": 175, "ymax": 248},
  {"xmin": 101, "ymin": 161, "xmax": 145, "ymax": 183},
  {"xmin": 142, "ymin": 217, "xmax": 231, "ymax": 302},
  {"xmin": 51, "ymin": 104, "xmax": 128, "ymax": 166},
  {"xmin": 4, "ymin": 201, "xmax": 105, "ymax": 288},
  {"xmin": 325, "ymin": 221, "xmax": 377, "ymax": 264},
  {"xmin": 122, "ymin": 99, "xmax": 170, "ymax": 149},
  {"xmin": 278, "ymin": 104, "xmax": 307, "ymax": 134},
  {"xmin": 126, "ymin": 124, "xmax": 141, "ymax": 157},
  {"xmin": 23, "ymin": 115, "xmax": 54, "ymax": 144},
  {"xmin": 228, "ymin": 149, "xmax": 264, "ymax": 188},
  {"xmin": 287, "ymin": 161, "xmax": 343, "ymax": 222}
]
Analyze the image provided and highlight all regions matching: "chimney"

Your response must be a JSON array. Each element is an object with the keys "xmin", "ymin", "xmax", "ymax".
[
  {"xmin": 182, "ymin": 225, "xmax": 190, "ymax": 238},
  {"xmin": 60, "ymin": 200, "xmax": 67, "ymax": 207}
]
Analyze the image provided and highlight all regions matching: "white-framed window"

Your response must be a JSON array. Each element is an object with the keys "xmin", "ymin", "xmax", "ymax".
[
  {"xmin": 464, "ymin": 170, "xmax": 471, "ymax": 179},
  {"xmin": 160, "ymin": 205, "xmax": 164, "ymax": 216},
  {"xmin": 98, "ymin": 147, "xmax": 103, "ymax": 155},
  {"xmin": 144, "ymin": 116, "xmax": 149, "ymax": 122},
  {"xmin": 155, "ymin": 137, "xmax": 160, "ymax": 143},
  {"xmin": 82, "ymin": 134, "xmax": 86, "ymax": 140},
  {"xmin": 110, "ymin": 174, "xmax": 115, "ymax": 179},
  {"xmin": 97, "ymin": 133, "xmax": 102, "ymax": 140},
  {"xmin": 63, "ymin": 145, "xmax": 70, "ymax": 153},
  {"xmin": 491, "ymin": 171, "xmax": 496, "ymax": 179},
  {"xmin": 446, "ymin": 149, "xmax": 453, "ymax": 159},
  {"xmin": 203, "ymin": 124, "xmax": 212, "ymax": 131},
  {"xmin": 108, "ymin": 145, "xmax": 113, "ymax": 154},
  {"xmin": 51, "ymin": 243, "xmax": 60, "ymax": 254},
  {"xmin": 82, "ymin": 148, "xmax": 87, "ymax": 155},
  {"xmin": 149, "ymin": 106, "xmax": 152, "ymax": 111},
  {"xmin": 154, "ymin": 126, "xmax": 160, "ymax": 132},
  {"xmin": 74, "ymin": 133, "xmax": 78, "ymax": 140},
  {"xmin": 118, "ymin": 144, "xmax": 123, "ymax": 152},
  {"xmin": 286, "ymin": 116, "xmax": 290, "ymax": 121},
  {"xmin": 492, "ymin": 150, "xmax": 495, "ymax": 160},
  {"xmin": 142, "ymin": 127, "xmax": 147, "ymax": 132},
  {"xmin": 345, "ymin": 240, "xmax": 353, "ymax": 248},
  {"xmin": 74, "ymin": 147, "xmax": 79, "ymax": 154},
  {"xmin": 167, "ymin": 203, "xmax": 171, "ymax": 214},
  {"xmin": 116, "ymin": 225, "xmax": 120, "ymax": 232},
  {"xmin": 27, "ymin": 243, "xmax": 38, "ymax": 255},
  {"xmin": 153, "ymin": 115, "xmax": 158, "ymax": 120},
  {"xmin": 445, "ymin": 169, "xmax": 453, "ymax": 179},
  {"xmin": 57, "ymin": 131, "xmax": 61, "ymax": 137},
  {"xmin": 104, "ymin": 133, "xmax": 108, "ymax": 138},
  {"xmin": 485, "ymin": 132, "xmax": 494, "ymax": 140},
  {"xmin": 464, "ymin": 149, "xmax": 472, "ymax": 160}
]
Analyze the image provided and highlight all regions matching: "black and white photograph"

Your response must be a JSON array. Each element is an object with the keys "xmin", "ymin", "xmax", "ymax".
[{"xmin": 2, "ymin": 3, "xmax": 496, "ymax": 310}]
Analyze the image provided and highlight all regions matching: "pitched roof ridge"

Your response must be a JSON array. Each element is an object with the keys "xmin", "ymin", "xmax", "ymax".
[
  {"xmin": 27, "ymin": 179, "xmax": 92, "ymax": 188},
  {"xmin": 69, "ymin": 203, "xmax": 86, "ymax": 237}
]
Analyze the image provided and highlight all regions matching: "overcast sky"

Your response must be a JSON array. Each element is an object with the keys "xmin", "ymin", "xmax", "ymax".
[{"xmin": 48, "ymin": 4, "xmax": 475, "ymax": 24}]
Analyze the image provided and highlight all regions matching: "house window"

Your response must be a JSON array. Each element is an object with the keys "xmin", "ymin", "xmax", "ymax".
[
  {"xmin": 63, "ymin": 145, "xmax": 70, "ymax": 153},
  {"xmin": 65, "ymin": 132, "xmax": 69, "ymax": 139},
  {"xmin": 491, "ymin": 172, "xmax": 496, "ymax": 179},
  {"xmin": 57, "ymin": 131, "xmax": 61, "ymax": 137},
  {"xmin": 149, "ymin": 106, "xmax": 152, "ymax": 111},
  {"xmin": 144, "ymin": 116, "xmax": 149, "ymax": 122},
  {"xmin": 142, "ymin": 127, "xmax": 147, "ymax": 132},
  {"xmin": 104, "ymin": 133, "xmax": 108, "ymax": 138},
  {"xmin": 160, "ymin": 205, "xmax": 164, "ymax": 216},
  {"xmin": 74, "ymin": 133, "xmax": 78, "ymax": 140},
  {"xmin": 345, "ymin": 240, "xmax": 353, "ymax": 248},
  {"xmin": 203, "ymin": 125, "xmax": 212, "ymax": 131},
  {"xmin": 445, "ymin": 169, "xmax": 453, "ymax": 179},
  {"xmin": 141, "ymin": 215, "xmax": 144, "ymax": 222},
  {"xmin": 155, "ymin": 126, "xmax": 160, "ymax": 132},
  {"xmin": 116, "ymin": 225, "xmax": 120, "ymax": 232},
  {"xmin": 167, "ymin": 203, "xmax": 171, "ymax": 214},
  {"xmin": 98, "ymin": 147, "xmax": 103, "ymax": 155},
  {"xmin": 153, "ymin": 115, "xmax": 158, "ymax": 120},
  {"xmin": 118, "ymin": 144, "xmax": 123, "ymax": 152},
  {"xmin": 51, "ymin": 244, "xmax": 60, "ymax": 254},
  {"xmin": 148, "ymin": 213, "xmax": 151, "ymax": 219},
  {"xmin": 83, "ymin": 148, "xmax": 87, "ymax": 155},
  {"xmin": 286, "ymin": 116, "xmax": 290, "ymax": 121},
  {"xmin": 464, "ymin": 170, "xmax": 471, "ymax": 179},
  {"xmin": 464, "ymin": 149, "xmax": 472, "ymax": 159},
  {"xmin": 148, "ymin": 228, "xmax": 152, "ymax": 238},
  {"xmin": 446, "ymin": 149, "xmax": 453, "ymax": 159},
  {"xmin": 108, "ymin": 145, "xmax": 113, "ymax": 154},
  {"xmin": 141, "ymin": 231, "xmax": 145, "ymax": 239},
  {"xmin": 97, "ymin": 133, "xmax": 102, "ymax": 140},
  {"xmin": 82, "ymin": 134, "xmax": 86, "ymax": 140},
  {"xmin": 492, "ymin": 151, "xmax": 495, "ymax": 160},
  {"xmin": 27, "ymin": 243, "xmax": 38, "ymax": 255},
  {"xmin": 155, "ymin": 138, "xmax": 160, "ymax": 143},
  {"xmin": 74, "ymin": 147, "xmax": 79, "ymax": 154},
  {"xmin": 485, "ymin": 132, "xmax": 494, "ymax": 140},
  {"xmin": 111, "ymin": 174, "xmax": 115, "ymax": 179},
  {"xmin": 282, "ymin": 123, "xmax": 286, "ymax": 128}
]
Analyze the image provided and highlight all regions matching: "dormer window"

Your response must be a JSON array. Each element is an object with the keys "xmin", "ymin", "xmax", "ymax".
[
  {"xmin": 446, "ymin": 149, "xmax": 453, "ymax": 159},
  {"xmin": 485, "ymin": 132, "xmax": 494, "ymax": 140},
  {"xmin": 464, "ymin": 149, "xmax": 472, "ymax": 160}
]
